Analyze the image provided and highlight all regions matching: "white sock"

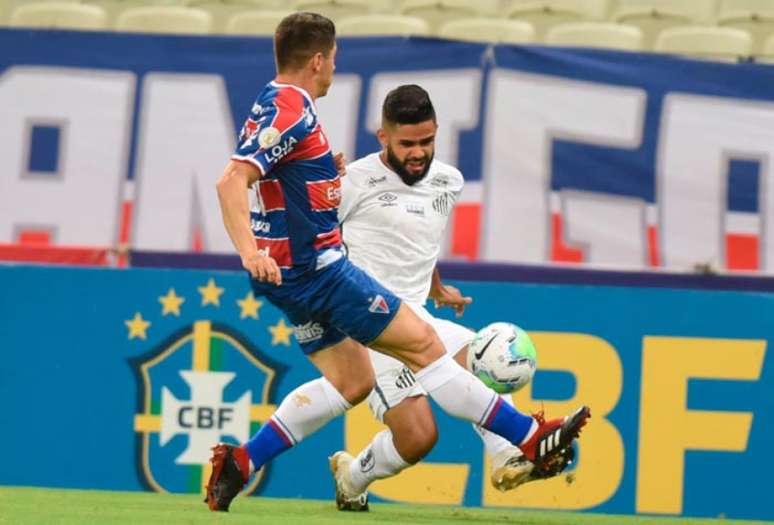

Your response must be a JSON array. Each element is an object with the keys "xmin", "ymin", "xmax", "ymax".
[
  {"xmin": 272, "ymin": 377, "xmax": 351, "ymax": 445},
  {"xmin": 414, "ymin": 354, "xmax": 499, "ymax": 425},
  {"xmin": 348, "ymin": 430, "xmax": 410, "ymax": 493},
  {"xmin": 474, "ymin": 394, "xmax": 518, "ymax": 457}
]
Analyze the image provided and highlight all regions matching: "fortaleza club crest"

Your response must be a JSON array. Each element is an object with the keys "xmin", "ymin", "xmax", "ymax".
[{"xmin": 126, "ymin": 278, "xmax": 292, "ymax": 495}]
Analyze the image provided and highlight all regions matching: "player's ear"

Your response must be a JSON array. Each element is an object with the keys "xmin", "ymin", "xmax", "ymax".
[
  {"xmin": 376, "ymin": 127, "xmax": 388, "ymax": 148},
  {"xmin": 310, "ymin": 52, "xmax": 323, "ymax": 72}
]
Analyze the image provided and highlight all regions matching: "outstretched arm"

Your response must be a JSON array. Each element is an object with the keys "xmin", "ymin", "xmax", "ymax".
[
  {"xmin": 216, "ymin": 160, "xmax": 281, "ymax": 285},
  {"xmin": 428, "ymin": 266, "xmax": 472, "ymax": 318}
]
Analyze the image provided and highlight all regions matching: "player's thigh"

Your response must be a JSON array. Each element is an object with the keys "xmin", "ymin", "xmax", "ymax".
[
  {"xmin": 308, "ymin": 337, "xmax": 374, "ymax": 404},
  {"xmin": 370, "ymin": 303, "xmax": 446, "ymax": 371},
  {"xmin": 413, "ymin": 304, "xmax": 475, "ymax": 355},
  {"xmin": 383, "ymin": 396, "xmax": 438, "ymax": 463}
]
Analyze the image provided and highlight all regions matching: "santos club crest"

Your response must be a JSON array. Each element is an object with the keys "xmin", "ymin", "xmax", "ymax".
[{"xmin": 127, "ymin": 279, "xmax": 288, "ymax": 495}]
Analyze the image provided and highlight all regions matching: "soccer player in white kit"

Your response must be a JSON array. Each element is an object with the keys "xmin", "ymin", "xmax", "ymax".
[{"xmin": 328, "ymin": 85, "xmax": 563, "ymax": 510}]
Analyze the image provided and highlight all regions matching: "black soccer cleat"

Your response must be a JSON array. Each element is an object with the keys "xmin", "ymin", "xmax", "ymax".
[
  {"xmin": 528, "ymin": 443, "xmax": 575, "ymax": 481},
  {"xmin": 519, "ymin": 406, "xmax": 590, "ymax": 477},
  {"xmin": 204, "ymin": 443, "xmax": 249, "ymax": 512}
]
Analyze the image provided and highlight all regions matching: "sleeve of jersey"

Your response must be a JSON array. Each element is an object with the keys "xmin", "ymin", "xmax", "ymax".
[{"xmin": 232, "ymin": 89, "xmax": 309, "ymax": 177}]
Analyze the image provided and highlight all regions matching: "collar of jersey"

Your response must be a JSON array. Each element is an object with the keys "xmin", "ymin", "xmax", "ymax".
[{"xmin": 270, "ymin": 80, "xmax": 316, "ymax": 111}]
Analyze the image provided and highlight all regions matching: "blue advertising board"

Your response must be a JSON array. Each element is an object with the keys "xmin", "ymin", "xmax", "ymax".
[{"xmin": 0, "ymin": 264, "xmax": 771, "ymax": 520}]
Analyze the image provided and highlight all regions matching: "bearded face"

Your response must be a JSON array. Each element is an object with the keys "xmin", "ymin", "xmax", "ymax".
[{"xmin": 379, "ymin": 119, "xmax": 437, "ymax": 186}]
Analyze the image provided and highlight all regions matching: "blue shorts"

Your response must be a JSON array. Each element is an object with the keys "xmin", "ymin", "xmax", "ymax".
[{"xmin": 251, "ymin": 257, "xmax": 401, "ymax": 354}]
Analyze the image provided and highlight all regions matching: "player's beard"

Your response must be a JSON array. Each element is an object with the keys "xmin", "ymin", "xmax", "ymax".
[{"xmin": 385, "ymin": 145, "xmax": 433, "ymax": 186}]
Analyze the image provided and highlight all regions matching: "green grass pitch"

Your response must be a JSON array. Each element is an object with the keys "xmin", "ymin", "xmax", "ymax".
[{"xmin": 0, "ymin": 487, "xmax": 769, "ymax": 525}]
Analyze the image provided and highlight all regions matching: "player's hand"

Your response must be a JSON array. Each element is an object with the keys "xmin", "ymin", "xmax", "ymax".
[
  {"xmin": 333, "ymin": 151, "xmax": 347, "ymax": 177},
  {"xmin": 430, "ymin": 283, "xmax": 472, "ymax": 318},
  {"xmin": 242, "ymin": 252, "xmax": 282, "ymax": 285}
]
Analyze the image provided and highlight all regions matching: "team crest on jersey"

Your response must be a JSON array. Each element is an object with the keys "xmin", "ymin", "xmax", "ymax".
[
  {"xmin": 368, "ymin": 294, "xmax": 390, "ymax": 314},
  {"xmin": 432, "ymin": 192, "xmax": 455, "ymax": 216},
  {"xmin": 128, "ymin": 281, "xmax": 287, "ymax": 496}
]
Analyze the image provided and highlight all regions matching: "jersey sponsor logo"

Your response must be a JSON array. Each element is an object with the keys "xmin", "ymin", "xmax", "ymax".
[
  {"xmin": 293, "ymin": 321, "xmax": 325, "ymax": 344},
  {"xmin": 130, "ymin": 311, "xmax": 283, "ymax": 495},
  {"xmin": 429, "ymin": 175, "xmax": 449, "ymax": 187},
  {"xmin": 262, "ymin": 135, "xmax": 298, "ymax": 164},
  {"xmin": 307, "ymin": 177, "xmax": 341, "ymax": 211},
  {"xmin": 405, "ymin": 202, "xmax": 425, "ymax": 216},
  {"xmin": 368, "ymin": 294, "xmax": 391, "ymax": 314},
  {"xmin": 251, "ymin": 219, "xmax": 270, "ymax": 234},
  {"xmin": 327, "ymin": 186, "xmax": 341, "ymax": 202},
  {"xmin": 254, "ymin": 237, "xmax": 292, "ymax": 268},
  {"xmin": 395, "ymin": 367, "xmax": 416, "ymax": 390},
  {"xmin": 432, "ymin": 192, "xmax": 454, "ymax": 216},
  {"xmin": 258, "ymin": 126, "xmax": 281, "ymax": 149},
  {"xmin": 367, "ymin": 175, "xmax": 387, "ymax": 187},
  {"xmin": 378, "ymin": 192, "xmax": 398, "ymax": 206}
]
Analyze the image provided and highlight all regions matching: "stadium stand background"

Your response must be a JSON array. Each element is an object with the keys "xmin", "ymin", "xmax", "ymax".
[{"xmin": 0, "ymin": 0, "xmax": 772, "ymax": 59}]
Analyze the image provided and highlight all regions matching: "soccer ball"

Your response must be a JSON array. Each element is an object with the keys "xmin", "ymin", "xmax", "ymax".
[{"xmin": 466, "ymin": 322, "xmax": 537, "ymax": 394}]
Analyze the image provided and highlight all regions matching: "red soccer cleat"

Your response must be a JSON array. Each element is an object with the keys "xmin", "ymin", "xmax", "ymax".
[
  {"xmin": 519, "ymin": 406, "xmax": 591, "ymax": 476},
  {"xmin": 204, "ymin": 443, "xmax": 250, "ymax": 512}
]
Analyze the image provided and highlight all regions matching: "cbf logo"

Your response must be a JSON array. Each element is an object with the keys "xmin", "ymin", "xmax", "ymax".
[{"xmin": 126, "ymin": 278, "xmax": 292, "ymax": 495}]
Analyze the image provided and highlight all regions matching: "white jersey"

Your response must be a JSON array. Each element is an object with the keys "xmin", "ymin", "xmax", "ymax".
[{"xmin": 338, "ymin": 152, "xmax": 464, "ymax": 305}]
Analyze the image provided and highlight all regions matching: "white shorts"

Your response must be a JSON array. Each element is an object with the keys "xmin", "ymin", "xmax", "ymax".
[{"xmin": 366, "ymin": 303, "xmax": 475, "ymax": 422}]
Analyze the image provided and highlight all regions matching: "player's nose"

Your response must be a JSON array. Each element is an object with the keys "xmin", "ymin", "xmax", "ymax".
[{"xmin": 409, "ymin": 146, "xmax": 425, "ymax": 159}]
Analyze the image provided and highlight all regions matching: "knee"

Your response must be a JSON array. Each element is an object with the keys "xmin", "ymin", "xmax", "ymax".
[
  {"xmin": 394, "ymin": 419, "xmax": 438, "ymax": 464},
  {"xmin": 335, "ymin": 368, "xmax": 374, "ymax": 405}
]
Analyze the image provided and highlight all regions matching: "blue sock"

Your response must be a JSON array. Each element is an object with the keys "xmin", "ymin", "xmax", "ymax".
[
  {"xmin": 482, "ymin": 397, "xmax": 534, "ymax": 445},
  {"xmin": 244, "ymin": 417, "xmax": 294, "ymax": 470}
]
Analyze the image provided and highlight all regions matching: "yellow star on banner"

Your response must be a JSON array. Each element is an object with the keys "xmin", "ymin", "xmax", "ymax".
[
  {"xmin": 198, "ymin": 278, "xmax": 224, "ymax": 307},
  {"xmin": 237, "ymin": 291, "xmax": 263, "ymax": 320},
  {"xmin": 269, "ymin": 318, "xmax": 293, "ymax": 346},
  {"xmin": 125, "ymin": 312, "xmax": 150, "ymax": 340},
  {"xmin": 158, "ymin": 288, "xmax": 185, "ymax": 316}
]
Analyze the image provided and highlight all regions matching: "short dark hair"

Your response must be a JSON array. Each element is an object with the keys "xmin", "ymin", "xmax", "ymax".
[
  {"xmin": 274, "ymin": 12, "xmax": 336, "ymax": 72},
  {"xmin": 382, "ymin": 84, "xmax": 436, "ymax": 126}
]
